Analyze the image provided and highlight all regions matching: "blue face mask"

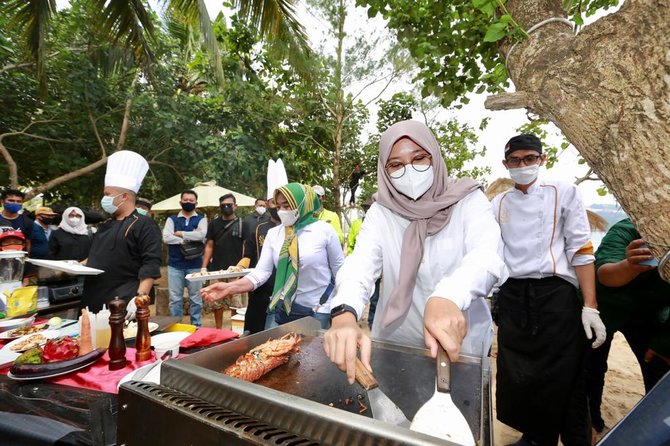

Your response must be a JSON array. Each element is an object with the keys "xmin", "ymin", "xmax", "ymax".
[
  {"xmin": 136, "ymin": 208, "xmax": 148, "ymax": 216},
  {"xmin": 3, "ymin": 203, "xmax": 22, "ymax": 214},
  {"xmin": 101, "ymin": 193, "xmax": 122, "ymax": 214}
]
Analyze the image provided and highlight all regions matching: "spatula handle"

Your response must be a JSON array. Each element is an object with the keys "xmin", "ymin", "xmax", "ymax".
[
  {"xmin": 355, "ymin": 358, "xmax": 379, "ymax": 390},
  {"xmin": 436, "ymin": 345, "xmax": 451, "ymax": 393}
]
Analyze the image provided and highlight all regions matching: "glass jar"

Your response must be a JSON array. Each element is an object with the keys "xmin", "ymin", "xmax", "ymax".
[{"xmin": 0, "ymin": 251, "xmax": 26, "ymax": 283}]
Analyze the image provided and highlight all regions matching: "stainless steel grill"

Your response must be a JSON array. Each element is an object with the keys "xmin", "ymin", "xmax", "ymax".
[{"xmin": 118, "ymin": 318, "xmax": 492, "ymax": 446}]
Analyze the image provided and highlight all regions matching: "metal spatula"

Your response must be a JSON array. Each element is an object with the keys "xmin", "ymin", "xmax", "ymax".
[
  {"xmin": 410, "ymin": 346, "xmax": 475, "ymax": 445},
  {"xmin": 355, "ymin": 358, "xmax": 410, "ymax": 427}
]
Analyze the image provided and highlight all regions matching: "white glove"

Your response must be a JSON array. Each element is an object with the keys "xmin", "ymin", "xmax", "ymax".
[
  {"xmin": 582, "ymin": 306, "xmax": 607, "ymax": 349},
  {"xmin": 125, "ymin": 296, "xmax": 137, "ymax": 321}
]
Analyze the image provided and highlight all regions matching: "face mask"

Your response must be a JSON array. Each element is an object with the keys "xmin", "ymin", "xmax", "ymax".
[
  {"xmin": 67, "ymin": 217, "xmax": 82, "ymax": 227},
  {"xmin": 220, "ymin": 204, "xmax": 234, "ymax": 216},
  {"xmin": 268, "ymin": 207, "xmax": 279, "ymax": 221},
  {"xmin": 278, "ymin": 209, "xmax": 300, "ymax": 227},
  {"xmin": 136, "ymin": 208, "xmax": 148, "ymax": 216},
  {"xmin": 101, "ymin": 193, "xmax": 121, "ymax": 214},
  {"xmin": 39, "ymin": 217, "xmax": 54, "ymax": 225},
  {"xmin": 3, "ymin": 203, "xmax": 22, "ymax": 214},
  {"xmin": 390, "ymin": 166, "xmax": 434, "ymax": 200},
  {"xmin": 509, "ymin": 164, "xmax": 540, "ymax": 185},
  {"xmin": 181, "ymin": 202, "xmax": 196, "ymax": 212},
  {"xmin": 255, "ymin": 206, "xmax": 266, "ymax": 216},
  {"xmin": 1, "ymin": 243, "xmax": 23, "ymax": 252}
]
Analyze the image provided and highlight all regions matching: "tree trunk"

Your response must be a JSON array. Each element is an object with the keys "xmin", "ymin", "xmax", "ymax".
[
  {"xmin": 490, "ymin": 0, "xmax": 670, "ymax": 279},
  {"xmin": 331, "ymin": 0, "xmax": 347, "ymax": 218}
]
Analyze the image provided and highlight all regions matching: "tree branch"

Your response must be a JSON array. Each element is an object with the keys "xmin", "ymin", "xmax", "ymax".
[
  {"xmin": 485, "ymin": 92, "xmax": 529, "ymax": 110},
  {"xmin": 148, "ymin": 160, "xmax": 186, "ymax": 182},
  {"xmin": 89, "ymin": 111, "xmax": 107, "ymax": 158},
  {"xmin": 574, "ymin": 167, "xmax": 599, "ymax": 185}
]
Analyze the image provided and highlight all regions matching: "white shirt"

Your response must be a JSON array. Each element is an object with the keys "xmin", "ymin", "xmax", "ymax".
[
  {"xmin": 246, "ymin": 220, "xmax": 344, "ymax": 314},
  {"xmin": 332, "ymin": 190, "xmax": 508, "ymax": 349},
  {"xmin": 162, "ymin": 211, "xmax": 208, "ymax": 244},
  {"xmin": 491, "ymin": 177, "xmax": 594, "ymax": 287}
]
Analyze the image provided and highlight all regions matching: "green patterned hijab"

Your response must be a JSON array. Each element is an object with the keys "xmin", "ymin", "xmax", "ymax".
[{"xmin": 269, "ymin": 183, "xmax": 320, "ymax": 313}]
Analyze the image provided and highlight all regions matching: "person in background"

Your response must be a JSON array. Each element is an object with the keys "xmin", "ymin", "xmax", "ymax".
[
  {"xmin": 243, "ymin": 197, "xmax": 268, "ymax": 233},
  {"xmin": 82, "ymin": 151, "xmax": 162, "ymax": 317},
  {"xmin": 0, "ymin": 227, "xmax": 26, "ymax": 252},
  {"xmin": 243, "ymin": 197, "xmax": 280, "ymax": 333},
  {"xmin": 492, "ymin": 134, "xmax": 606, "ymax": 446},
  {"xmin": 323, "ymin": 120, "xmax": 506, "ymax": 384},
  {"xmin": 48, "ymin": 207, "xmax": 92, "ymax": 261},
  {"xmin": 163, "ymin": 190, "xmax": 207, "ymax": 327},
  {"xmin": 201, "ymin": 193, "xmax": 248, "ymax": 329},
  {"xmin": 346, "ymin": 196, "xmax": 380, "ymax": 329},
  {"xmin": 30, "ymin": 206, "xmax": 57, "ymax": 260},
  {"xmin": 348, "ymin": 163, "xmax": 365, "ymax": 206},
  {"xmin": 202, "ymin": 183, "xmax": 344, "ymax": 329},
  {"xmin": 136, "ymin": 197, "xmax": 153, "ymax": 218},
  {"xmin": 0, "ymin": 188, "xmax": 33, "ymax": 253},
  {"xmin": 586, "ymin": 218, "xmax": 670, "ymax": 439},
  {"xmin": 312, "ymin": 185, "xmax": 344, "ymax": 246}
]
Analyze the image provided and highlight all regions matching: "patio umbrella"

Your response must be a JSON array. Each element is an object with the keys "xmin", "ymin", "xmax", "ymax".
[{"xmin": 150, "ymin": 181, "xmax": 256, "ymax": 213}]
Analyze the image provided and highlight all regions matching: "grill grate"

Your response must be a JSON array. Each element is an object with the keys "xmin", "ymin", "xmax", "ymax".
[{"xmin": 126, "ymin": 382, "xmax": 319, "ymax": 446}]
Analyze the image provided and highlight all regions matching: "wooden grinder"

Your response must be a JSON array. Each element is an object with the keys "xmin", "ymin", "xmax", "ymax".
[
  {"xmin": 108, "ymin": 297, "xmax": 127, "ymax": 370},
  {"xmin": 134, "ymin": 294, "xmax": 152, "ymax": 361}
]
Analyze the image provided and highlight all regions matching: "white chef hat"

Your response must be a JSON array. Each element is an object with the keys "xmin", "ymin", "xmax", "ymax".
[
  {"xmin": 104, "ymin": 151, "xmax": 149, "ymax": 193},
  {"xmin": 266, "ymin": 158, "xmax": 289, "ymax": 200}
]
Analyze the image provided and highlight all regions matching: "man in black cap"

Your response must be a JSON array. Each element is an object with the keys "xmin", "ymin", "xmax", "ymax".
[{"xmin": 491, "ymin": 134, "xmax": 606, "ymax": 446}]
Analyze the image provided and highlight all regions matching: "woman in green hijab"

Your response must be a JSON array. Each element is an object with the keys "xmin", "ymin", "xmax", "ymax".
[{"xmin": 202, "ymin": 183, "xmax": 344, "ymax": 329}]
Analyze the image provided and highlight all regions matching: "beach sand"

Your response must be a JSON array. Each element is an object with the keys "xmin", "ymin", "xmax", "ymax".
[{"xmin": 492, "ymin": 332, "xmax": 645, "ymax": 445}]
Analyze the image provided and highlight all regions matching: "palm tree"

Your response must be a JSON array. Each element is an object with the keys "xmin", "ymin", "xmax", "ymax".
[{"xmin": 1, "ymin": 0, "xmax": 309, "ymax": 92}]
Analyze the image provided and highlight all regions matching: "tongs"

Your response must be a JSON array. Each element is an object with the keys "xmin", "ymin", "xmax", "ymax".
[{"xmin": 131, "ymin": 350, "xmax": 172, "ymax": 381}]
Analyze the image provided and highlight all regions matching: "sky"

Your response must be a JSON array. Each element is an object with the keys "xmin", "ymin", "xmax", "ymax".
[{"xmin": 55, "ymin": 0, "xmax": 619, "ymax": 208}]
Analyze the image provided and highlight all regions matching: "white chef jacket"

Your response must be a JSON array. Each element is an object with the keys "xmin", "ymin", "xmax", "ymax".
[
  {"xmin": 331, "ymin": 190, "xmax": 507, "ymax": 349},
  {"xmin": 491, "ymin": 177, "xmax": 594, "ymax": 287},
  {"xmin": 245, "ymin": 220, "xmax": 344, "ymax": 314}
]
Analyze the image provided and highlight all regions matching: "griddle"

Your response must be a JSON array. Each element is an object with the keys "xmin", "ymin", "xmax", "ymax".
[{"xmin": 118, "ymin": 318, "xmax": 492, "ymax": 445}]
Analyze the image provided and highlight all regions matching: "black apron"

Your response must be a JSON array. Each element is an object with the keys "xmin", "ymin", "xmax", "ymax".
[{"xmin": 496, "ymin": 276, "xmax": 590, "ymax": 446}]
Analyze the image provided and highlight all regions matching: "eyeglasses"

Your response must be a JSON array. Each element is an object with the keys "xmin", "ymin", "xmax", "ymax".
[
  {"xmin": 385, "ymin": 154, "xmax": 432, "ymax": 179},
  {"xmin": 506, "ymin": 154, "xmax": 542, "ymax": 168}
]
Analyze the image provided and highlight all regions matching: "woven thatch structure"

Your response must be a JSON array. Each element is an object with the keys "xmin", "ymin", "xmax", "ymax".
[{"xmin": 484, "ymin": 178, "xmax": 609, "ymax": 232}]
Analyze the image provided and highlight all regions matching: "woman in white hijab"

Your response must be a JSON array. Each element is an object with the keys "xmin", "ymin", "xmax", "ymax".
[{"xmin": 47, "ymin": 207, "xmax": 92, "ymax": 261}]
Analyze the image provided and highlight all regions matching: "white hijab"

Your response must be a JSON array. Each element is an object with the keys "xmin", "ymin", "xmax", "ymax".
[{"xmin": 58, "ymin": 207, "xmax": 88, "ymax": 235}]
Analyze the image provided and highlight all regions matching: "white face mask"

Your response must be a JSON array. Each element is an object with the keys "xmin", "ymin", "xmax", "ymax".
[
  {"xmin": 509, "ymin": 164, "xmax": 540, "ymax": 185},
  {"xmin": 278, "ymin": 209, "xmax": 300, "ymax": 227},
  {"xmin": 67, "ymin": 217, "xmax": 82, "ymax": 227},
  {"xmin": 255, "ymin": 206, "xmax": 266, "ymax": 216},
  {"xmin": 390, "ymin": 166, "xmax": 434, "ymax": 200}
]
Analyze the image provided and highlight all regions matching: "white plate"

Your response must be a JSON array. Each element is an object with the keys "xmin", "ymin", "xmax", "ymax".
[
  {"xmin": 150, "ymin": 331, "xmax": 191, "ymax": 347},
  {"xmin": 0, "ymin": 323, "xmax": 49, "ymax": 340},
  {"xmin": 231, "ymin": 307, "xmax": 247, "ymax": 316},
  {"xmin": 123, "ymin": 322, "xmax": 159, "ymax": 340},
  {"xmin": 185, "ymin": 269, "xmax": 252, "ymax": 282},
  {"xmin": 25, "ymin": 258, "xmax": 104, "ymax": 275},
  {"xmin": 0, "ymin": 315, "xmax": 36, "ymax": 331},
  {"xmin": 117, "ymin": 361, "xmax": 163, "ymax": 390},
  {"xmin": 7, "ymin": 349, "xmax": 105, "ymax": 380},
  {"xmin": 2, "ymin": 330, "xmax": 63, "ymax": 353}
]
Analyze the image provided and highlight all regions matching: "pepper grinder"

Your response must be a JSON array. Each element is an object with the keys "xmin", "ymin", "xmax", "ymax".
[
  {"xmin": 134, "ymin": 294, "xmax": 152, "ymax": 361},
  {"xmin": 108, "ymin": 297, "xmax": 128, "ymax": 370}
]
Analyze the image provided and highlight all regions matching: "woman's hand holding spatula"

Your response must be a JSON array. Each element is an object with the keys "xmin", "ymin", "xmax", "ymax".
[{"xmin": 423, "ymin": 297, "xmax": 468, "ymax": 361}]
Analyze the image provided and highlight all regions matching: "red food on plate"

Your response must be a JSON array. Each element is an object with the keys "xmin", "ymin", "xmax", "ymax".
[
  {"xmin": 42, "ymin": 337, "xmax": 79, "ymax": 362},
  {"xmin": 223, "ymin": 332, "xmax": 301, "ymax": 382}
]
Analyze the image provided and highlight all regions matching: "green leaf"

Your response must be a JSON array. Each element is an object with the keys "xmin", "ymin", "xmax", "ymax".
[{"xmin": 483, "ymin": 22, "xmax": 507, "ymax": 43}]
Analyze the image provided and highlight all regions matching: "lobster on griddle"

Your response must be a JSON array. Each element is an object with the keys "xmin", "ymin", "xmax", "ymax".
[{"xmin": 223, "ymin": 332, "xmax": 301, "ymax": 382}]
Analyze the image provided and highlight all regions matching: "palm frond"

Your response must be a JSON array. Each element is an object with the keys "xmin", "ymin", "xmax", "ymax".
[
  {"xmin": 234, "ymin": 0, "xmax": 311, "ymax": 61},
  {"xmin": 2, "ymin": 0, "xmax": 56, "ymax": 96},
  {"xmin": 166, "ymin": 0, "xmax": 224, "ymax": 87},
  {"xmin": 91, "ymin": 0, "xmax": 157, "ymax": 75}
]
